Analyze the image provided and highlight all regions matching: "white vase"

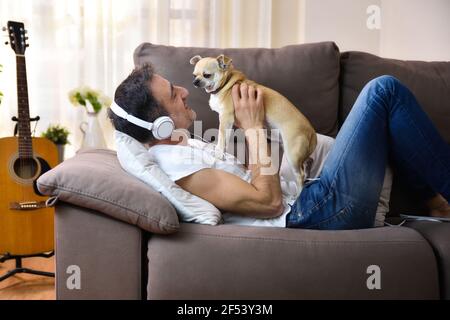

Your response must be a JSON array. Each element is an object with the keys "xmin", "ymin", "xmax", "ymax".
[{"xmin": 79, "ymin": 112, "xmax": 107, "ymax": 149}]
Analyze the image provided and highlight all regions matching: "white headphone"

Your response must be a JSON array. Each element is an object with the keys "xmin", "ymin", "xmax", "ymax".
[{"xmin": 109, "ymin": 101, "xmax": 175, "ymax": 140}]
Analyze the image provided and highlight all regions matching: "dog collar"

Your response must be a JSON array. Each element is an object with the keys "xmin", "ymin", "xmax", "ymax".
[{"xmin": 210, "ymin": 73, "xmax": 234, "ymax": 95}]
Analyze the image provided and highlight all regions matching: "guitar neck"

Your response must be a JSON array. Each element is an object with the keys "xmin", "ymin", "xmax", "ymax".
[{"xmin": 16, "ymin": 54, "xmax": 33, "ymax": 158}]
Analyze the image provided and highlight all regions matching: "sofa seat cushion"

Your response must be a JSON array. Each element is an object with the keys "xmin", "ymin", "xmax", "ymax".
[
  {"xmin": 134, "ymin": 41, "xmax": 341, "ymax": 137},
  {"xmin": 404, "ymin": 221, "xmax": 450, "ymax": 299},
  {"xmin": 146, "ymin": 223, "xmax": 439, "ymax": 299},
  {"xmin": 37, "ymin": 148, "xmax": 179, "ymax": 234}
]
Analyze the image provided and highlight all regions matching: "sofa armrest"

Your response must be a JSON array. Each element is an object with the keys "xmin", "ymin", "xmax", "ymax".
[
  {"xmin": 404, "ymin": 221, "xmax": 450, "ymax": 299},
  {"xmin": 147, "ymin": 223, "xmax": 439, "ymax": 299},
  {"xmin": 55, "ymin": 202, "xmax": 145, "ymax": 300}
]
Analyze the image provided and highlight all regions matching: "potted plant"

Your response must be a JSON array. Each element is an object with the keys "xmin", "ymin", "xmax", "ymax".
[
  {"xmin": 68, "ymin": 86, "xmax": 111, "ymax": 114},
  {"xmin": 41, "ymin": 124, "xmax": 70, "ymax": 163}
]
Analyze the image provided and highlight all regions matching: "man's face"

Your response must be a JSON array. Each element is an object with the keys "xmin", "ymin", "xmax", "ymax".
[{"xmin": 150, "ymin": 74, "xmax": 196, "ymax": 130}]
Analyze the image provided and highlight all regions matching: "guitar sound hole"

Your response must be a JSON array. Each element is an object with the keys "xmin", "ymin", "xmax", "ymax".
[{"xmin": 13, "ymin": 157, "xmax": 39, "ymax": 179}]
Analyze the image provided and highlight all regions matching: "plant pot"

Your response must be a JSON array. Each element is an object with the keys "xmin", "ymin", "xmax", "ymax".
[{"xmin": 56, "ymin": 144, "xmax": 65, "ymax": 163}]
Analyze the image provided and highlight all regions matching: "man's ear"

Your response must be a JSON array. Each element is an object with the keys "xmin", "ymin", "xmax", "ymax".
[
  {"xmin": 190, "ymin": 55, "xmax": 202, "ymax": 65},
  {"xmin": 217, "ymin": 54, "xmax": 232, "ymax": 70}
]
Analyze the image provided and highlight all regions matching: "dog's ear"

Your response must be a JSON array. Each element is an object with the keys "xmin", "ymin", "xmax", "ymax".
[
  {"xmin": 190, "ymin": 55, "xmax": 202, "ymax": 65},
  {"xmin": 217, "ymin": 54, "xmax": 232, "ymax": 70}
]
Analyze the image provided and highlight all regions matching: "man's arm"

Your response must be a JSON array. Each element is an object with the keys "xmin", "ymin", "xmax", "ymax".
[
  {"xmin": 176, "ymin": 165, "xmax": 283, "ymax": 218},
  {"xmin": 176, "ymin": 83, "xmax": 283, "ymax": 218}
]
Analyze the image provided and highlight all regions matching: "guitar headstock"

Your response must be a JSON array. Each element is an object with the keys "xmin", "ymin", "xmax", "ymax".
[{"xmin": 4, "ymin": 21, "xmax": 29, "ymax": 55}]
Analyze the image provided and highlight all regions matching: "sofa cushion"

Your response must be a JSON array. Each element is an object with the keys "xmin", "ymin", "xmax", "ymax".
[
  {"xmin": 36, "ymin": 148, "xmax": 179, "ymax": 234},
  {"xmin": 340, "ymin": 51, "xmax": 450, "ymax": 143},
  {"xmin": 134, "ymin": 41, "xmax": 341, "ymax": 137},
  {"xmin": 147, "ymin": 223, "xmax": 439, "ymax": 299}
]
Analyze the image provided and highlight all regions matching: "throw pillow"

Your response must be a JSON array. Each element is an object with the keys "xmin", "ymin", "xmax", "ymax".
[{"xmin": 115, "ymin": 130, "xmax": 222, "ymax": 225}]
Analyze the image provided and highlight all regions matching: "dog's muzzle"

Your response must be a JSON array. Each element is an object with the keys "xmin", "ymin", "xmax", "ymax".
[{"xmin": 193, "ymin": 79, "xmax": 201, "ymax": 87}]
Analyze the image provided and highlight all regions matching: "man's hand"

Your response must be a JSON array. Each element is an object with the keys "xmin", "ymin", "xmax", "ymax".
[{"xmin": 232, "ymin": 83, "xmax": 265, "ymax": 131}]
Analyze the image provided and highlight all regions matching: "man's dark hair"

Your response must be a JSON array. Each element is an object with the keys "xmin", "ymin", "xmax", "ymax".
[{"xmin": 108, "ymin": 63, "xmax": 168, "ymax": 143}]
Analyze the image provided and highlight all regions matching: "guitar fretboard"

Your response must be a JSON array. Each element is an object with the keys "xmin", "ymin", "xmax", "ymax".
[{"xmin": 16, "ymin": 55, "xmax": 33, "ymax": 159}]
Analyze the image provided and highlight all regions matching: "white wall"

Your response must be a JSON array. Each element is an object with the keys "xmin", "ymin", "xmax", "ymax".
[
  {"xmin": 302, "ymin": 0, "xmax": 450, "ymax": 61},
  {"xmin": 303, "ymin": 0, "xmax": 381, "ymax": 55},
  {"xmin": 380, "ymin": 0, "xmax": 450, "ymax": 61}
]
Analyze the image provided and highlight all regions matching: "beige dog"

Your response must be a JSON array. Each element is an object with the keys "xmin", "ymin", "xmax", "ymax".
[{"xmin": 190, "ymin": 54, "xmax": 317, "ymax": 188}]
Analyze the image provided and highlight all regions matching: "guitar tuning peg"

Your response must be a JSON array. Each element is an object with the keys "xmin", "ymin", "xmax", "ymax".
[
  {"xmin": 4, "ymin": 41, "xmax": 9, "ymax": 45},
  {"xmin": 25, "ymin": 44, "xmax": 29, "ymax": 47},
  {"xmin": 24, "ymin": 29, "xmax": 28, "ymax": 34},
  {"xmin": 2, "ymin": 26, "xmax": 6, "ymax": 31}
]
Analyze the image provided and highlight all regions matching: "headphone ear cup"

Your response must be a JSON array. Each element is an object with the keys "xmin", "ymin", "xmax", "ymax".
[{"xmin": 152, "ymin": 116, "xmax": 175, "ymax": 140}]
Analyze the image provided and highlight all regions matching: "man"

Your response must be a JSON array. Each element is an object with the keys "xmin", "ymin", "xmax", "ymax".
[{"xmin": 108, "ymin": 64, "xmax": 450, "ymax": 230}]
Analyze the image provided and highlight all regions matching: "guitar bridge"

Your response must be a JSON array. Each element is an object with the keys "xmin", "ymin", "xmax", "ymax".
[{"xmin": 9, "ymin": 201, "xmax": 47, "ymax": 210}]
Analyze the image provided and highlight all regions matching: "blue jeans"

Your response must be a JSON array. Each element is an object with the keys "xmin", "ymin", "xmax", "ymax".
[{"xmin": 286, "ymin": 75, "xmax": 450, "ymax": 230}]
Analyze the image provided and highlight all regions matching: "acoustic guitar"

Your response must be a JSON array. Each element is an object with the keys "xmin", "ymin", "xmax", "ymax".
[{"xmin": 0, "ymin": 21, "xmax": 58, "ymax": 256}]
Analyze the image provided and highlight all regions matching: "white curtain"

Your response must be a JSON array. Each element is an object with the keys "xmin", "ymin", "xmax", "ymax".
[{"xmin": 0, "ymin": 0, "xmax": 304, "ymax": 159}]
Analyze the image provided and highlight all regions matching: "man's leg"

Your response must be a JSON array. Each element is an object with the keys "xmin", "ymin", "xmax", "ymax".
[{"xmin": 287, "ymin": 75, "xmax": 450, "ymax": 230}]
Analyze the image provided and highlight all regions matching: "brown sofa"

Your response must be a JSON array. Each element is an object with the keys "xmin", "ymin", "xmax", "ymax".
[{"xmin": 37, "ymin": 42, "xmax": 450, "ymax": 300}]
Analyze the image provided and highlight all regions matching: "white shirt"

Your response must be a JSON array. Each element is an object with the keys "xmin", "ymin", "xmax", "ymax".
[{"xmin": 148, "ymin": 134, "xmax": 335, "ymax": 227}]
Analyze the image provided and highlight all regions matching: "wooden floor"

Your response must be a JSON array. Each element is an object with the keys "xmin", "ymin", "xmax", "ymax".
[{"xmin": 0, "ymin": 255, "xmax": 55, "ymax": 300}]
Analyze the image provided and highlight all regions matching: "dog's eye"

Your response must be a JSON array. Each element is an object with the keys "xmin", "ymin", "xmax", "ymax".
[{"xmin": 203, "ymin": 73, "xmax": 211, "ymax": 79}]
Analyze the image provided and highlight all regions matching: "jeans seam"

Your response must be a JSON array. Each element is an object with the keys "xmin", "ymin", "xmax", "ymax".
[
  {"xmin": 370, "ymin": 83, "xmax": 389, "ymax": 122},
  {"xmin": 304, "ymin": 201, "xmax": 353, "ymax": 229},
  {"xmin": 378, "ymin": 78, "xmax": 391, "ymax": 108},
  {"xmin": 303, "ymin": 189, "xmax": 334, "ymax": 216}
]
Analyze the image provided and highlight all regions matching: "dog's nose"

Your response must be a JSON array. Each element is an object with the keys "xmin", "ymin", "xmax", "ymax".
[{"xmin": 193, "ymin": 79, "xmax": 200, "ymax": 87}]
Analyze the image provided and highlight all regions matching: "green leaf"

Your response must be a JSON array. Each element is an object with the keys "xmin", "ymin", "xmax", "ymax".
[
  {"xmin": 69, "ymin": 87, "xmax": 111, "ymax": 113},
  {"xmin": 41, "ymin": 124, "xmax": 70, "ymax": 145},
  {"xmin": 86, "ymin": 92, "xmax": 103, "ymax": 113},
  {"xmin": 75, "ymin": 92, "xmax": 86, "ymax": 106}
]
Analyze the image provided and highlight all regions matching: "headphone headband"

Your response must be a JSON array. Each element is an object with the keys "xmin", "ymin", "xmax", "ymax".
[
  {"xmin": 109, "ymin": 101, "xmax": 175, "ymax": 140},
  {"xmin": 110, "ymin": 101, "xmax": 154, "ymax": 130}
]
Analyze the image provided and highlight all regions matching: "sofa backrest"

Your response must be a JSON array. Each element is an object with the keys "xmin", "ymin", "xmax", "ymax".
[
  {"xmin": 340, "ymin": 51, "xmax": 450, "ymax": 143},
  {"xmin": 134, "ymin": 41, "xmax": 341, "ymax": 137}
]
